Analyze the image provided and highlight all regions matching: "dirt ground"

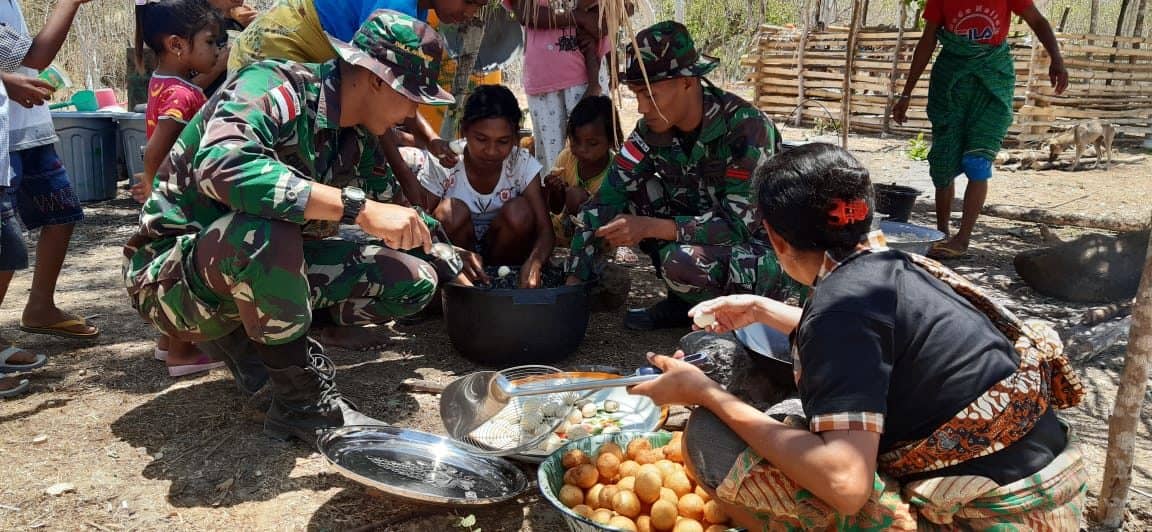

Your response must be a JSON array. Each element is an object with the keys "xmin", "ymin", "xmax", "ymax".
[{"xmin": 2, "ymin": 124, "xmax": 1151, "ymax": 531}]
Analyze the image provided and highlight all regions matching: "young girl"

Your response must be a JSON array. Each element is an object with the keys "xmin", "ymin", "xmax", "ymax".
[
  {"xmin": 403, "ymin": 85, "xmax": 554, "ymax": 288},
  {"xmin": 544, "ymin": 95, "xmax": 620, "ymax": 247},
  {"xmin": 133, "ymin": 0, "xmax": 226, "ymax": 377}
]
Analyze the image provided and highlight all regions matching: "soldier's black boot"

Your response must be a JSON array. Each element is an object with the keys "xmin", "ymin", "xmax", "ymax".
[
  {"xmin": 198, "ymin": 328, "xmax": 268, "ymax": 395},
  {"xmin": 263, "ymin": 338, "xmax": 383, "ymax": 447},
  {"xmin": 623, "ymin": 295, "xmax": 694, "ymax": 330}
]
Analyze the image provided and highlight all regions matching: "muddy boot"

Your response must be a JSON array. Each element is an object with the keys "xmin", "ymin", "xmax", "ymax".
[
  {"xmin": 263, "ymin": 338, "xmax": 383, "ymax": 447},
  {"xmin": 198, "ymin": 328, "xmax": 269, "ymax": 395}
]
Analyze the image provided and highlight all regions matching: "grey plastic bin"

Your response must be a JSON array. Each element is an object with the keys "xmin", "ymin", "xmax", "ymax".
[
  {"xmin": 51, "ymin": 111, "xmax": 119, "ymax": 202},
  {"xmin": 113, "ymin": 113, "xmax": 147, "ymax": 181}
]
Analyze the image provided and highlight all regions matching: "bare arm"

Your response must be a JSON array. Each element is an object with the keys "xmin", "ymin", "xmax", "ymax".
[
  {"xmin": 380, "ymin": 131, "xmax": 437, "ymax": 212},
  {"xmin": 629, "ymin": 356, "xmax": 881, "ymax": 516},
  {"xmin": 1020, "ymin": 5, "xmax": 1069, "ymax": 94},
  {"xmin": 900, "ymin": 20, "xmax": 939, "ymax": 99},
  {"xmin": 891, "ymin": 20, "xmax": 939, "ymax": 124},
  {"xmin": 22, "ymin": 0, "xmax": 91, "ymax": 71},
  {"xmin": 519, "ymin": 176, "xmax": 556, "ymax": 288}
]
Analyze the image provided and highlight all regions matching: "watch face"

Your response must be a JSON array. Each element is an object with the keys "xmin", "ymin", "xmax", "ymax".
[{"xmin": 345, "ymin": 187, "xmax": 366, "ymax": 202}]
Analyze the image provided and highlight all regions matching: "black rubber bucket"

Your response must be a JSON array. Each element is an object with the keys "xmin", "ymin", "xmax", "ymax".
[
  {"xmin": 441, "ymin": 282, "xmax": 591, "ymax": 367},
  {"xmin": 873, "ymin": 183, "xmax": 920, "ymax": 222}
]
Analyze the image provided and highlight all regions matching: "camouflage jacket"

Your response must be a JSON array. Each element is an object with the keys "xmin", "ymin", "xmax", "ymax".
[
  {"xmin": 565, "ymin": 82, "xmax": 780, "ymax": 280},
  {"xmin": 124, "ymin": 60, "xmax": 408, "ymax": 285}
]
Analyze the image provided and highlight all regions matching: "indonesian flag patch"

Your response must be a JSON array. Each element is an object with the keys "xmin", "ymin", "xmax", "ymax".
[
  {"xmin": 616, "ymin": 139, "xmax": 646, "ymax": 172},
  {"xmin": 269, "ymin": 81, "xmax": 300, "ymax": 122}
]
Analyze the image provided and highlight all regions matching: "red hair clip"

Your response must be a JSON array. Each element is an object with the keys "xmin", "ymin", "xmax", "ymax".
[{"xmin": 828, "ymin": 198, "xmax": 869, "ymax": 227}]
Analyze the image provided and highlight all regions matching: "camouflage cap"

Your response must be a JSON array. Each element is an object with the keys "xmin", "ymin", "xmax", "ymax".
[
  {"xmin": 620, "ymin": 20, "xmax": 719, "ymax": 85},
  {"xmin": 328, "ymin": 10, "xmax": 455, "ymax": 106}
]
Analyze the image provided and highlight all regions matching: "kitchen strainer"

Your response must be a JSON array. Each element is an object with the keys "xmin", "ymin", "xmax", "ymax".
[{"xmin": 445, "ymin": 365, "xmax": 593, "ymax": 456}]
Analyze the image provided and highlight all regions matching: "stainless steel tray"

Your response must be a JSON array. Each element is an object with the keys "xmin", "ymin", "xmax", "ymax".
[{"xmin": 318, "ymin": 425, "xmax": 530, "ymax": 506}]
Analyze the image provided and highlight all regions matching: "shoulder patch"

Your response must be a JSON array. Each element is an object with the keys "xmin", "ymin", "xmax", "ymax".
[{"xmin": 268, "ymin": 81, "xmax": 300, "ymax": 122}]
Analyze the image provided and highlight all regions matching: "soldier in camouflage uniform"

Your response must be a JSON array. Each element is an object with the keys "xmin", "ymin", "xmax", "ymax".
[
  {"xmin": 123, "ymin": 11, "xmax": 458, "ymax": 445},
  {"xmin": 565, "ymin": 21, "xmax": 805, "ymax": 331}
]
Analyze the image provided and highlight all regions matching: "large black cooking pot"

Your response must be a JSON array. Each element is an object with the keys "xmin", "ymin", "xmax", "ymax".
[{"xmin": 441, "ymin": 281, "xmax": 591, "ymax": 366}]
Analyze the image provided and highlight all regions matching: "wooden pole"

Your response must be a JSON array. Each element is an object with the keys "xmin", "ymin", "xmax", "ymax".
[
  {"xmin": 1091, "ymin": 0, "xmax": 1102, "ymax": 33},
  {"xmin": 1109, "ymin": 0, "xmax": 1133, "ymax": 86},
  {"xmin": 1058, "ymin": 6, "xmax": 1071, "ymax": 32},
  {"xmin": 794, "ymin": 0, "xmax": 814, "ymax": 127},
  {"xmin": 881, "ymin": 0, "xmax": 908, "ymax": 137},
  {"xmin": 841, "ymin": 0, "xmax": 863, "ymax": 147},
  {"xmin": 1096, "ymin": 217, "xmax": 1152, "ymax": 528}
]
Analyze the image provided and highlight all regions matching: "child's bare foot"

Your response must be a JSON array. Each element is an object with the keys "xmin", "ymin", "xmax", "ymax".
[{"xmin": 166, "ymin": 340, "xmax": 225, "ymax": 378}]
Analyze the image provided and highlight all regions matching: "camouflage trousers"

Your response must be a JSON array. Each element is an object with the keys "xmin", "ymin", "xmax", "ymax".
[
  {"xmin": 130, "ymin": 212, "xmax": 438, "ymax": 345},
  {"xmin": 640, "ymin": 238, "xmax": 808, "ymax": 305}
]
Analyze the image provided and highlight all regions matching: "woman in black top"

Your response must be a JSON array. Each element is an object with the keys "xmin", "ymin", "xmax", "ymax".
[{"xmin": 630, "ymin": 143, "xmax": 1087, "ymax": 530}]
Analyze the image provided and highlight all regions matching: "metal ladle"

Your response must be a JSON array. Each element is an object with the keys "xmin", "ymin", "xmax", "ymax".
[{"xmin": 440, "ymin": 353, "xmax": 714, "ymax": 443}]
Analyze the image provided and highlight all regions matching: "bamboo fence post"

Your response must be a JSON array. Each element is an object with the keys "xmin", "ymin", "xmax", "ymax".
[
  {"xmin": 1096, "ymin": 217, "xmax": 1152, "ymax": 529},
  {"xmin": 881, "ymin": 0, "xmax": 908, "ymax": 137},
  {"xmin": 794, "ymin": 0, "xmax": 814, "ymax": 127},
  {"xmin": 1109, "ymin": 0, "xmax": 1133, "ymax": 86},
  {"xmin": 841, "ymin": 0, "xmax": 863, "ymax": 147},
  {"xmin": 1091, "ymin": 0, "xmax": 1101, "ymax": 33}
]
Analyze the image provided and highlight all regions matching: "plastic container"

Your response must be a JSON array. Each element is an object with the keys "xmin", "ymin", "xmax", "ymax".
[
  {"xmin": 874, "ymin": 183, "xmax": 920, "ymax": 222},
  {"xmin": 51, "ymin": 111, "xmax": 120, "ymax": 202},
  {"xmin": 38, "ymin": 63, "xmax": 72, "ymax": 91},
  {"xmin": 440, "ymin": 281, "xmax": 591, "ymax": 366},
  {"xmin": 113, "ymin": 113, "xmax": 147, "ymax": 180}
]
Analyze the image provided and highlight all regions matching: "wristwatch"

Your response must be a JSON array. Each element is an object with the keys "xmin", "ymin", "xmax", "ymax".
[{"xmin": 340, "ymin": 186, "xmax": 366, "ymax": 225}]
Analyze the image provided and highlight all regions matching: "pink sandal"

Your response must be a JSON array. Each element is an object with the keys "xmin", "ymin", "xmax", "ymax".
[{"xmin": 167, "ymin": 356, "xmax": 225, "ymax": 378}]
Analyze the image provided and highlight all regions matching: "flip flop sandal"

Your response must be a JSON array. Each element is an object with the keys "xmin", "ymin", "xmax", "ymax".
[
  {"xmin": 167, "ymin": 356, "xmax": 226, "ymax": 378},
  {"xmin": 0, "ymin": 378, "xmax": 30, "ymax": 398},
  {"xmin": 926, "ymin": 243, "xmax": 967, "ymax": 260},
  {"xmin": 20, "ymin": 318, "xmax": 100, "ymax": 339},
  {"xmin": 0, "ymin": 345, "xmax": 47, "ymax": 373}
]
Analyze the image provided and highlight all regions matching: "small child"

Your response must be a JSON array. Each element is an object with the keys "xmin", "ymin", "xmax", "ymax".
[
  {"xmin": 402, "ymin": 85, "xmax": 555, "ymax": 288},
  {"xmin": 544, "ymin": 95, "xmax": 620, "ymax": 246},
  {"xmin": 133, "ymin": 0, "xmax": 227, "ymax": 377}
]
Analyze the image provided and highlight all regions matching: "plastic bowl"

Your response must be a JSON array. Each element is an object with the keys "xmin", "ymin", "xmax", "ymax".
[
  {"xmin": 880, "ymin": 220, "xmax": 946, "ymax": 256},
  {"xmin": 538, "ymin": 431, "xmax": 674, "ymax": 532}
]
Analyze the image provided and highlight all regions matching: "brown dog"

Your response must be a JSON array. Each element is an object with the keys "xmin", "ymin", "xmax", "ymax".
[{"xmin": 1046, "ymin": 120, "xmax": 1116, "ymax": 170}]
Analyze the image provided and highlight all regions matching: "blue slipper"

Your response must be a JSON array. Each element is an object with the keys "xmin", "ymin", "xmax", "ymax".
[{"xmin": 0, "ymin": 345, "xmax": 47, "ymax": 373}]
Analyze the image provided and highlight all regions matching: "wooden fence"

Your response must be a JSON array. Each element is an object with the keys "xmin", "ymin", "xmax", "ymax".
[{"xmin": 741, "ymin": 25, "xmax": 1152, "ymax": 145}]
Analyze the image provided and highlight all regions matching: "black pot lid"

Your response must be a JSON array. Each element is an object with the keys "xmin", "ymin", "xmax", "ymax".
[{"xmin": 318, "ymin": 425, "xmax": 530, "ymax": 506}]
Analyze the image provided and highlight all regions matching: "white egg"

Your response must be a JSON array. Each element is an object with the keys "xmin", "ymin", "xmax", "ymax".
[
  {"xmin": 602, "ymin": 425, "xmax": 621, "ymax": 434},
  {"xmin": 497, "ymin": 266, "xmax": 512, "ymax": 278},
  {"xmin": 520, "ymin": 398, "xmax": 542, "ymax": 414},
  {"xmin": 567, "ymin": 424, "xmax": 591, "ymax": 440},
  {"xmin": 693, "ymin": 312, "xmax": 717, "ymax": 328},
  {"xmin": 580, "ymin": 402, "xmax": 598, "ymax": 418},
  {"xmin": 603, "ymin": 400, "xmax": 620, "ymax": 413},
  {"xmin": 542, "ymin": 399, "xmax": 563, "ymax": 417},
  {"xmin": 521, "ymin": 411, "xmax": 544, "ymax": 430},
  {"xmin": 543, "ymin": 433, "xmax": 565, "ymax": 452},
  {"xmin": 565, "ymin": 408, "xmax": 584, "ymax": 425}
]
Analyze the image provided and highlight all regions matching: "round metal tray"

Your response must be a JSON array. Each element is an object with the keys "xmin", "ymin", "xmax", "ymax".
[{"xmin": 318, "ymin": 425, "xmax": 531, "ymax": 506}]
